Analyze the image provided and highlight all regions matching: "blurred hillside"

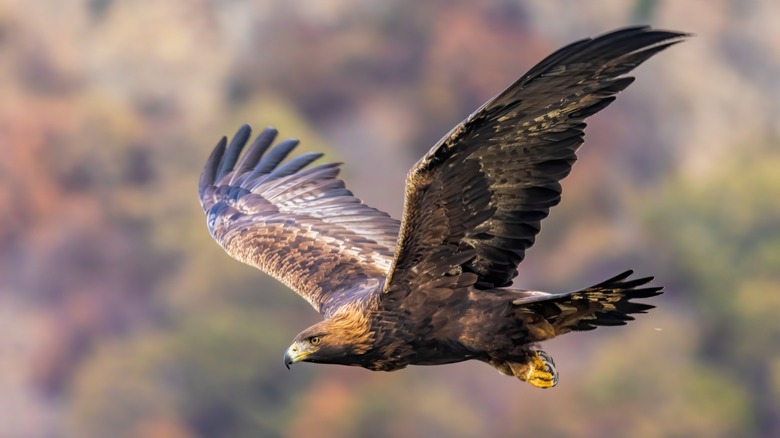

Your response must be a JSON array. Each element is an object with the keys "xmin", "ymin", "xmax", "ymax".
[{"xmin": 1, "ymin": 0, "xmax": 779, "ymax": 437}]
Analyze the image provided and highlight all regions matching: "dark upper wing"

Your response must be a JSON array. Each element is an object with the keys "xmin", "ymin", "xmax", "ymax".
[
  {"xmin": 199, "ymin": 125, "xmax": 400, "ymax": 316},
  {"xmin": 384, "ymin": 27, "xmax": 687, "ymax": 298}
]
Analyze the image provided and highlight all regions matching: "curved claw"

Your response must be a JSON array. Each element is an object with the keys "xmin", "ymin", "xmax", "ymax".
[
  {"xmin": 529, "ymin": 350, "xmax": 558, "ymax": 388},
  {"xmin": 488, "ymin": 350, "xmax": 559, "ymax": 388}
]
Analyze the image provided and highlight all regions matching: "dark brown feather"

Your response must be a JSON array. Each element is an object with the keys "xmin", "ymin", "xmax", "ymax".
[
  {"xmin": 384, "ymin": 27, "xmax": 687, "ymax": 304},
  {"xmin": 511, "ymin": 270, "xmax": 663, "ymax": 337}
]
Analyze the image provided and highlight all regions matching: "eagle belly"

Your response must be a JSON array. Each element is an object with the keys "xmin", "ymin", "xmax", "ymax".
[{"xmin": 370, "ymin": 289, "xmax": 534, "ymax": 370}]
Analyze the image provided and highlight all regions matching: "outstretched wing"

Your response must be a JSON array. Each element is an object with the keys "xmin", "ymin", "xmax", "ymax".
[
  {"xmin": 384, "ymin": 27, "xmax": 687, "ymax": 300},
  {"xmin": 199, "ymin": 125, "xmax": 400, "ymax": 316}
]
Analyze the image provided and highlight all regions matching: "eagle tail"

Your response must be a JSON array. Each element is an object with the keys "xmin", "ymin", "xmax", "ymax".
[{"xmin": 512, "ymin": 270, "xmax": 663, "ymax": 335}]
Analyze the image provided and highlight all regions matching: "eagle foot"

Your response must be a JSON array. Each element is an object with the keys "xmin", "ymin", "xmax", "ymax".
[
  {"xmin": 488, "ymin": 350, "xmax": 559, "ymax": 388},
  {"xmin": 510, "ymin": 350, "xmax": 558, "ymax": 389}
]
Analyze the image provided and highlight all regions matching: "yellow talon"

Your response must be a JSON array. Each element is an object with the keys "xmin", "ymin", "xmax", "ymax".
[
  {"xmin": 490, "ymin": 350, "xmax": 559, "ymax": 387},
  {"xmin": 510, "ymin": 351, "xmax": 558, "ymax": 388}
]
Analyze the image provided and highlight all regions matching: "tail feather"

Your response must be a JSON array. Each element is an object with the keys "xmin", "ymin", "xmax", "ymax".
[
  {"xmin": 512, "ymin": 270, "xmax": 663, "ymax": 337},
  {"xmin": 563, "ymin": 270, "xmax": 662, "ymax": 331}
]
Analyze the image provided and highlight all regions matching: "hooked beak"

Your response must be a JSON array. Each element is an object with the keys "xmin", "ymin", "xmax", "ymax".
[{"xmin": 284, "ymin": 342, "xmax": 311, "ymax": 369}]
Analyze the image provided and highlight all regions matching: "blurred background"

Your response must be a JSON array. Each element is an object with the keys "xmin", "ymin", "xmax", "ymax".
[{"xmin": 2, "ymin": 0, "xmax": 779, "ymax": 436}]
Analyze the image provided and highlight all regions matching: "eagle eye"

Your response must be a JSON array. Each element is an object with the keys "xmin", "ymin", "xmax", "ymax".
[{"xmin": 309, "ymin": 336, "xmax": 321, "ymax": 345}]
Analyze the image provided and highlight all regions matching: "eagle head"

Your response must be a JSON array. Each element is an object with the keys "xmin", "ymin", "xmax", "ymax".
[{"xmin": 284, "ymin": 309, "xmax": 374, "ymax": 369}]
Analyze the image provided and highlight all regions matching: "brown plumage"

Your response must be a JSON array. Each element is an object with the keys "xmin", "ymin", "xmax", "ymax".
[{"xmin": 198, "ymin": 26, "xmax": 687, "ymax": 387}]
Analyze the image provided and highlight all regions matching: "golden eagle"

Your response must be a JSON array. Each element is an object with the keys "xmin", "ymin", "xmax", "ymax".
[{"xmin": 199, "ymin": 27, "xmax": 686, "ymax": 388}]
